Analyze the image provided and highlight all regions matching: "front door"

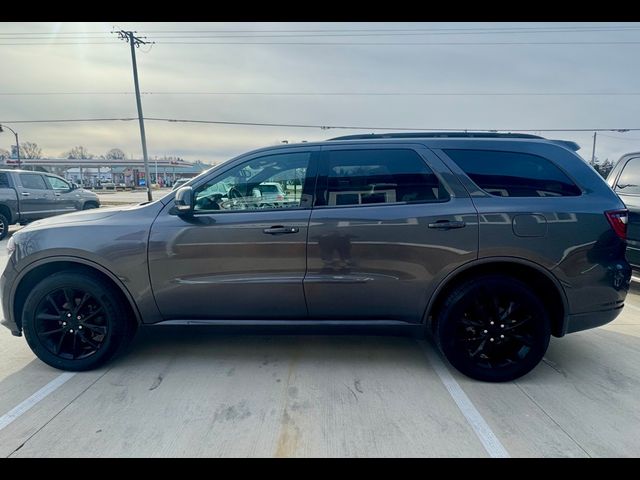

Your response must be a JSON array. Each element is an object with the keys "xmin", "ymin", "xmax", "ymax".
[
  {"xmin": 44, "ymin": 175, "xmax": 77, "ymax": 214},
  {"xmin": 304, "ymin": 144, "xmax": 478, "ymax": 322},
  {"xmin": 148, "ymin": 148, "xmax": 318, "ymax": 320},
  {"xmin": 16, "ymin": 172, "xmax": 57, "ymax": 221}
]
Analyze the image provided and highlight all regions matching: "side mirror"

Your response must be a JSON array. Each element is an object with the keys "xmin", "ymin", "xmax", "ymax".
[
  {"xmin": 175, "ymin": 186, "xmax": 194, "ymax": 215},
  {"xmin": 71, "ymin": 183, "xmax": 78, "ymax": 190}
]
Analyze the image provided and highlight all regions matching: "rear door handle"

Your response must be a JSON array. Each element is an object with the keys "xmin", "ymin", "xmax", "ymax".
[
  {"xmin": 21, "ymin": 192, "xmax": 30, "ymax": 196},
  {"xmin": 263, "ymin": 226, "xmax": 299, "ymax": 235},
  {"xmin": 428, "ymin": 220, "xmax": 466, "ymax": 230}
]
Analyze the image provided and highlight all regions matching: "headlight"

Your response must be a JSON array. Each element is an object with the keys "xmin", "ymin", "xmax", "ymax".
[{"xmin": 6, "ymin": 235, "xmax": 15, "ymax": 256}]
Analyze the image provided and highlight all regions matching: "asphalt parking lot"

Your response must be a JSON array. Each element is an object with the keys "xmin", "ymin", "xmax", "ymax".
[{"xmin": 1, "ymin": 218, "xmax": 640, "ymax": 457}]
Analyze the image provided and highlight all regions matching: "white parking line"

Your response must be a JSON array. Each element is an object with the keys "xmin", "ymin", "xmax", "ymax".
[
  {"xmin": 0, "ymin": 372, "xmax": 75, "ymax": 432},
  {"xmin": 418, "ymin": 340, "xmax": 510, "ymax": 458}
]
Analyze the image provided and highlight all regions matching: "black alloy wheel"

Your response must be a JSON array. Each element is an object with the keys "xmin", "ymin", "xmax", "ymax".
[
  {"xmin": 435, "ymin": 275, "xmax": 551, "ymax": 382},
  {"xmin": 22, "ymin": 271, "xmax": 136, "ymax": 371},
  {"xmin": 34, "ymin": 287, "xmax": 109, "ymax": 360}
]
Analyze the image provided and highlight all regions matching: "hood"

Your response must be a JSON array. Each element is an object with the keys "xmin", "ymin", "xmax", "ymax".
[{"xmin": 20, "ymin": 205, "xmax": 130, "ymax": 230}]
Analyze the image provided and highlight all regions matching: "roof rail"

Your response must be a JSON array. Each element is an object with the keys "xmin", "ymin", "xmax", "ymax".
[{"xmin": 327, "ymin": 132, "xmax": 545, "ymax": 141}]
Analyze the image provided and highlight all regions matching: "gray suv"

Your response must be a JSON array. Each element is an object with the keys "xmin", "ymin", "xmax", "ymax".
[{"xmin": 0, "ymin": 133, "xmax": 632, "ymax": 382}]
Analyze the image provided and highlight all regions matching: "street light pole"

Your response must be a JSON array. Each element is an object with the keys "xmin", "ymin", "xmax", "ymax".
[{"xmin": 0, "ymin": 124, "xmax": 20, "ymax": 169}]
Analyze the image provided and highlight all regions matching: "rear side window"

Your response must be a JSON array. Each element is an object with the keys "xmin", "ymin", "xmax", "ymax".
[
  {"xmin": 444, "ymin": 149, "xmax": 581, "ymax": 197},
  {"xmin": 19, "ymin": 173, "xmax": 48, "ymax": 190},
  {"xmin": 615, "ymin": 157, "xmax": 640, "ymax": 195},
  {"xmin": 0, "ymin": 173, "xmax": 9, "ymax": 188},
  {"xmin": 318, "ymin": 149, "xmax": 449, "ymax": 207}
]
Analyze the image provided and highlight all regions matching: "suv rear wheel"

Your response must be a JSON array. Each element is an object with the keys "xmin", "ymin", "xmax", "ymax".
[
  {"xmin": 22, "ymin": 271, "xmax": 136, "ymax": 371},
  {"xmin": 435, "ymin": 275, "xmax": 550, "ymax": 382}
]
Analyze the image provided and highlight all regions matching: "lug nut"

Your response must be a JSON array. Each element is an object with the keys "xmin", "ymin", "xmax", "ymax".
[
  {"xmin": 490, "ymin": 338, "xmax": 495, "ymax": 342},
  {"xmin": 77, "ymin": 315, "xmax": 81, "ymax": 320},
  {"xmin": 500, "ymin": 324, "xmax": 504, "ymax": 328},
  {"xmin": 500, "ymin": 335, "xmax": 504, "ymax": 339},
  {"xmin": 483, "ymin": 330, "xmax": 488, "ymax": 333},
  {"xmin": 67, "ymin": 313, "xmax": 71, "ymax": 318},
  {"xmin": 62, "ymin": 322, "xmax": 67, "ymax": 326},
  {"xmin": 69, "ymin": 329, "xmax": 74, "ymax": 333},
  {"xmin": 490, "ymin": 321, "xmax": 494, "ymax": 325},
  {"xmin": 78, "ymin": 325, "xmax": 83, "ymax": 330}
]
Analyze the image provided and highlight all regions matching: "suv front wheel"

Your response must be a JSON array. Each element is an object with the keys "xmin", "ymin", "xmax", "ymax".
[
  {"xmin": 435, "ymin": 275, "xmax": 551, "ymax": 382},
  {"xmin": 22, "ymin": 271, "xmax": 136, "ymax": 371}
]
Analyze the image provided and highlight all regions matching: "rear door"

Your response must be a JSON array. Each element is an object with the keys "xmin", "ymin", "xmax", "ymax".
[
  {"xmin": 304, "ymin": 144, "xmax": 478, "ymax": 322},
  {"xmin": 15, "ymin": 172, "xmax": 57, "ymax": 220},
  {"xmin": 612, "ymin": 156, "xmax": 640, "ymax": 266}
]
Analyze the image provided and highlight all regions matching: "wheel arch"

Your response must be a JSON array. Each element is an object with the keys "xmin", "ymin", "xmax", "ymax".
[
  {"xmin": 424, "ymin": 258, "xmax": 569, "ymax": 338},
  {"xmin": 0, "ymin": 203, "xmax": 13, "ymax": 225},
  {"xmin": 12, "ymin": 256, "xmax": 142, "ymax": 332}
]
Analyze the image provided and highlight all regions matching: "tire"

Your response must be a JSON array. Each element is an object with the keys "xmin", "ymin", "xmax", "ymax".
[
  {"xmin": 83, "ymin": 202, "xmax": 98, "ymax": 210},
  {"xmin": 0, "ymin": 213, "xmax": 8, "ymax": 241},
  {"xmin": 22, "ymin": 271, "xmax": 136, "ymax": 371},
  {"xmin": 434, "ymin": 275, "xmax": 550, "ymax": 382}
]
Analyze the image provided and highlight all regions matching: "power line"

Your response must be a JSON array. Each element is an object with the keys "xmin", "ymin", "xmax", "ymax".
[
  {"xmin": 3, "ymin": 116, "xmax": 639, "ymax": 133},
  {"xmin": 154, "ymin": 41, "xmax": 640, "ymax": 46},
  {"xmin": 4, "ymin": 91, "xmax": 640, "ymax": 97},
  {"xmin": 598, "ymin": 133, "xmax": 640, "ymax": 141},
  {"xmin": 5, "ymin": 40, "xmax": 640, "ymax": 47}
]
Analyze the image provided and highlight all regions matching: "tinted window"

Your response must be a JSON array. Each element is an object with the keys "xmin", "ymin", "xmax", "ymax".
[
  {"xmin": 193, "ymin": 151, "xmax": 311, "ymax": 213},
  {"xmin": 444, "ymin": 149, "xmax": 581, "ymax": 197},
  {"xmin": 319, "ymin": 149, "xmax": 448, "ymax": 207},
  {"xmin": 0, "ymin": 173, "xmax": 9, "ymax": 188},
  {"xmin": 616, "ymin": 158, "xmax": 640, "ymax": 195},
  {"xmin": 19, "ymin": 173, "xmax": 48, "ymax": 190}
]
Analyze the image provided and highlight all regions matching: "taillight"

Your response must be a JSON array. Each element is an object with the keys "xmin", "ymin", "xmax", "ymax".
[{"xmin": 605, "ymin": 209, "xmax": 629, "ymax": 240}]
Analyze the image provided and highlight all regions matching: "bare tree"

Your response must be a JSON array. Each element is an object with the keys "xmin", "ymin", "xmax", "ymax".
[
  {"xmin": 105, "ymin": 148, "xmax": 126, "ymax": 160},
  {"xmin": 65, "ymin": 146, "xmax": 93, "ymax": 159},
  {"xmin": 0, "ymin": 148, "xmax": 9, "ymax": 160},
  {"xmin": 19, "ymin": 142, "xmax": 42, "ymax": 159}
]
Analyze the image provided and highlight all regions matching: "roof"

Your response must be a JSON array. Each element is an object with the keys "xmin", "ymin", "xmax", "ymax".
[{"xmin": 327, "ymin": 132, "xmax": 544, "ymax": 141}]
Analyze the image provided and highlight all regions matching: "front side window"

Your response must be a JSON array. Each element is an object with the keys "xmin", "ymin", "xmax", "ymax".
[
  {"xmin": 193, "ymin": 151, "xmax": 312, "ymax": 213},
  {"xmin": 317, "ymin": 148, "xmax": 448, "ymax": 207},
  {"xmin": 0, "ymin": 173, "xmax": 9, "ymax": 188},
  {"xmin": 615, "ymin": 158, "xmax": 640, "ymax": 195},
  {"xmin": 444, "ymin": 149, "xmax": 582, "ymax": 197},
  {"xmin": 46, "ymin": 176, "xmax": 71, "ymax": 190},
  {"xmin": 19, "ymin": 173, "xmax": 48, "ymax": 190}
]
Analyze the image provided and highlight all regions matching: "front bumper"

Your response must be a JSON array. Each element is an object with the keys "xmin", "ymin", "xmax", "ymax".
[{"xmin": 0, "ymin": 258, "xmax": 20, "ymax": 336}]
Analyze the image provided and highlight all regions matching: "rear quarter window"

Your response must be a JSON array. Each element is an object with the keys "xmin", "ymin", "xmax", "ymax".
[{"xmin": 444, "ymin": 149, "xmax": 582, "ymax": 197}]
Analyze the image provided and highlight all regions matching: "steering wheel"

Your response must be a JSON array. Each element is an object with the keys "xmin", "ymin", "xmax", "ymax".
[{"xmin": 228, "ymin": 187, "xmax": 243, "ymax": 200}]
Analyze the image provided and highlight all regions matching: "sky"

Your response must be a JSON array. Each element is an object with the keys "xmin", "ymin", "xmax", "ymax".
[{"xmin": 1, "ymin": 22, "xmax": 640, "ymax": 166}]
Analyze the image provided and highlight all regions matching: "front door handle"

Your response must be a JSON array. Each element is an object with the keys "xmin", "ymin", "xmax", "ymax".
[
  {"xmin": 428, "ymin": 220, "xmax": 466, "ymax": 230},
  {"xmin": 263, "ymin": 226, "xmax": 299, "ymax": 235},
  {"xmin": 21, "ymin": 192, "xmax": 30, "ymax": 196}
]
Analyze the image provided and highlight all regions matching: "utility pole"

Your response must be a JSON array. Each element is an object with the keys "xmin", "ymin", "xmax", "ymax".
[
  {"xmin": 115, "ymin": 29, "xmax": 154, "ymax": 201},
  {"xmin": 591, "ymin": 131, "xmax": 597, "ymax": 165}
]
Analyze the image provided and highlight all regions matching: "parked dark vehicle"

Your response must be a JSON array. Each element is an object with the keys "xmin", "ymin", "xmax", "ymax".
[
  {"xmin": 0, "ymin": 133, "xmax": 632, "ymax": 382},
  {"xmin": 0, "ymin": 169, "xmax": 100, "ymax": 240},
  {"xmin": 607, "ymin": 152, "xmax": 640, "ymax": 269}
]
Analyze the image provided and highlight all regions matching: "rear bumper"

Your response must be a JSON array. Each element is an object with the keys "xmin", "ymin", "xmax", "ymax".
[{"xmin": 564, "ymin": 306, "xmax": 624, "ymax": 335}]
